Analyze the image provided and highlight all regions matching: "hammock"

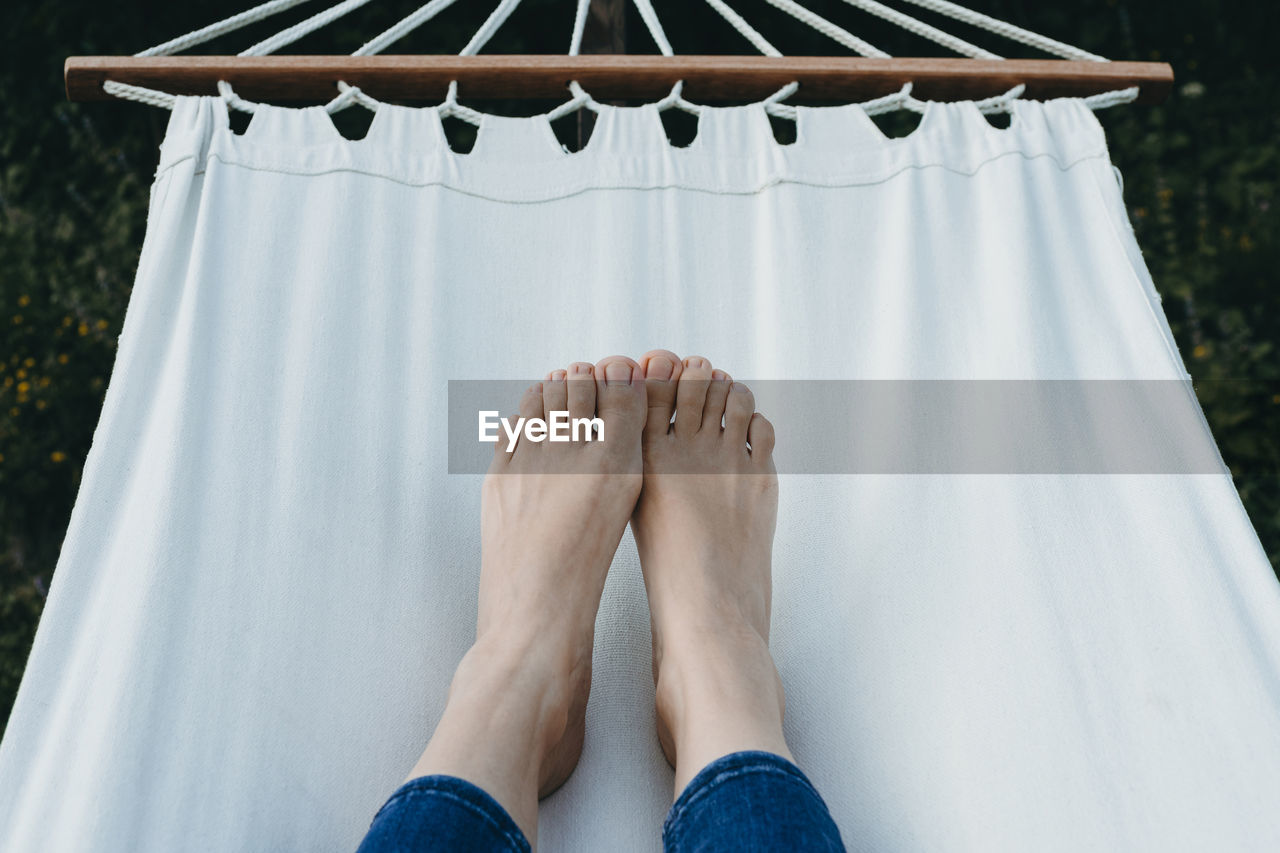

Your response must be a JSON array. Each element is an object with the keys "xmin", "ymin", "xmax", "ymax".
[{"xmin": 5, "ymin": 2, "xmax": 1280, "ymax": 851}]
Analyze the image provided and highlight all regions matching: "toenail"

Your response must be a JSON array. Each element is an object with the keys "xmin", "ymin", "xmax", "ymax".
[
  {"xmin": 550, "ymin": 370, "xmax": 566, "ymax": 381},
  {"xmin": 712, "ymin": 370, "xmax": 728, "ymax": 381},
  {"xmin": 604, "ymin": 361, "xmax": 633, "ymax": 385},
  {"xmin": 684, "ymin": 358, "xmax": 705, "ymax": 368},
  {"xmin": 731, "ymin": 382, "xmax": 748, "ymax": 393},
  {"xmin": 646, "ymin": 357, "xmax": 674, "ymax": 381},
  {"xmin": 571, "ymin": 363, "xmax": 591, "ymax": 375}
]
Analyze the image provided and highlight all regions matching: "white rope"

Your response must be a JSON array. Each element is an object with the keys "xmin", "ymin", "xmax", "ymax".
[
  {"xmin": 760, "ymin": 81, "xmax": 800, "ymax": 119},
  {"xmin": 833, "ymin": 0, "xmax": 998, "ymax": 59},
  {"xmin": 241, "ymin": 0, "xmax": 376, "ymax": 56},
  {"xmin": 137, "ymin": 0, "xmax": 319, "ymax": 56},
  {"xmin": 898, "ymin": 81, "xmax": 1025, "ymax": 114},
  {"xmin": 764, "ymin": 81, "xmax": 800, "ymax": 103},
  {"xmin": 325, "ymin": 83, "xmax": 383, "ymax": 112},
  {"xmin": 122, "ymin": 0, "xmax": 326, "ymax": 109},
  {"xmin": 702, "ymin": 0, "xmax": 781, "ymax": 56},
  {"xmin": 860, "ymin": 82, "xmax": 914, "ymax": 115},
  {"xmin": 546, "ymin": 88, "xmax": 596, "ymax": 120},
  {"xmin": 426, "ymin": 0, "xmax": 528, "ymax": 125},
  {"xmin": 631, "ymin": 0, "xmax": 675, "ymax": 56},
  {"xmin": 441, "ymin": 80, "xmax": 486, "ymax": 124},
  {"xmin": 659, "ymin": 83, "xmax": 700, "ymax": 115},
  {"xmin": 101, "ymin": 79, "xmax": 178, "ymax": 109},
  {"xmin": 325, "ymin": 0, "xmax": 463, "ymax": 115},
  {"xmin": 768, "ymin": 82, "xmax": 919, "ymax": 120},
  {"xmin": 354, "ymin": 0, "xmax": 463, "ymax": 55},
  {"xmin": 461, "ymin": 0, "xmax": 525, "ymax": 55},
  {"xmin": 1083, "ymin": 86, "xmax": 1139, "ymax": 109},
  {"xmin": 218, "ymin": 79, "xmax": 261, "ymax": 113},
  {"xmin": 100, "ymin": 0, "xmax": 1131, "ymax": 117},
  {"xmin": 761, "ymin": 0, "xmax": 889, "ymax": 58},
  {"xmin": 896, "ymin": 0, "xmax": 1108, "ymax": 62},
  {"xmin": 658, "ymin": 79, "xmax": 800, "ymax": 117},
  {"xmin": 568, "ymin": 0, "xmax": 591, "ymax": 55},
  {"xmin": 973, "ymin": 83, "xmax": 1025, "ymax": 113}
]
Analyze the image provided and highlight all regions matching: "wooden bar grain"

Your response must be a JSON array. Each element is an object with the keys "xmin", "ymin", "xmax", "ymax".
[{"xmin": 66, "ymin": 55, "xmax": 1173, "ymax": 104}]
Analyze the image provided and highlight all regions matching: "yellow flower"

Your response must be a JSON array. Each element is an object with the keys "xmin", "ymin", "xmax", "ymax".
[
  {"xmin": 50, "ymin": 451, "xmax": 67, "ymax": 463},
  {"xmin": 17, "ymin": 381, "xmax": 30, "ymax": 394},
  {"xmin": 2, "ymin": 376, "xmax": 11, "ymax": 388},
  {"xmin": 78, "ymin": 323, "xmax": 89, "ymax": 336},
  {"xmin": 8, "ymin": 407, "xmax": 18, "ymax": 417},
  {"xmin": 12, "ymin": 314, "xmax": 22, "ymax": 325},
  {"xmin": 39, "ymin": 376, "xmax": 50, "ymax": 388},
  {"xmin": 1134, "ymin": 207, "xmax": 1148, "ymax": 219},
  {"xmin": 16, "ymin": 369, "xmax": 25, "ymax": 379},
  {"xmin": 0, "ymin": 452, "xmax": 5, "ymax": 463},
  {"xmin": 16, "ymin": 393, "xmax": 28, "ymax": 404},
  {"xmin": 17, "ymin": 295, "xmax": 30, "ymax": 307},
  {"xmin": 62, "ymin": 316, "xmax": 73, "ymax": 327},
  {"xmin": 1239, "ymin": 234, "xmax": 1255, "ymax": 251},
  {"xmin": 1192, "ymin": 344, "xmax": 1208, "ymax": 359},
  {"xmin": 96, "ymin": 319, "xmax": 109, "ymax": 330},
  {"xmin": 36, "ymin": 399, "xmax": 47, "ymax": 410},
  {"xmin": 23, "ymin": 357, "xmax": 34, "ymax": 368},
  {"xmin": 57, "ymin": 353, "xmax": 69, "ymax": 364}
]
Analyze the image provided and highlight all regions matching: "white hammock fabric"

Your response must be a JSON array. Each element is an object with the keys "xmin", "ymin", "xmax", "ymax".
[{"xmin": 2, "ymin": 96, "xmax": 1280, "ymax": 852}]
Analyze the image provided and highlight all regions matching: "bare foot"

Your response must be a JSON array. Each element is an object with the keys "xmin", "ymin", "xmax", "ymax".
[
  {"xmin": 409, "ymin": 356, "xmax": 645, "ymax": 840},
  {"xmin": 630, "ymin": 351, "xmax": 790, "ymax": 795},
  {"xmin": 479, "ymin": 357, "xmax": 646, "ymax": 796}
]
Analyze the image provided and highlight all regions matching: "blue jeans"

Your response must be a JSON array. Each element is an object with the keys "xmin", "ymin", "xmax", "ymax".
[{"xmin": 356, "ymin": 750, "xmax": 846, "ymax": 852}]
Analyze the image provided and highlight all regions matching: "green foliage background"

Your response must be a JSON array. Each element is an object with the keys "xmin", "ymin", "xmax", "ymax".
[{"xmin": 1, "ymin": 0, "xmax": 1276, "ymax": 732}]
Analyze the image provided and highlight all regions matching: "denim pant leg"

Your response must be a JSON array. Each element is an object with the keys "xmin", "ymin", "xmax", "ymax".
[
  {"xmin": 663, "ymin": 751, "xmax": 847, "ymax": 853},
  {"xmin": 355, "ymin": 775, "xmax": 530, "ymax": 853}
]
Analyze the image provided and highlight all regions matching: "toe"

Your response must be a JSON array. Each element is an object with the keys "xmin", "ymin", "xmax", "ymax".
[
  {"xmin": 594, "ymin": 355, "xmax": 646, "ymax": 427},
  {"xmin": 519, "ymin": 382, "xmax": 544, "ymax": 421},
  {"xmin": 639, "ymin": 350, "xmax": 682, "ymax": 440},
  {"xmin": 674, "ymin": 356, "xmax": 713, "ymax": 437},
  {"xmin": 747, "ymin": 412, "xmax": 775, "ymax": 457},
  {"xmin": 543, "ymin": 369, "xmax": 568, "ymax": 416},
  {"xmin": 701, "ymin": 369, "xmax": 732, "ymax": 433},
  {"xmin": 504, "ymin": 382, "xmax": 543, "ymax": 454},
  {"xmin": 567, "ymin": 362, "xmax": 596, "ymax": 421},
  {"xmin": 724, "ymin": 381, "xmax": 755, "ymax": 446}
]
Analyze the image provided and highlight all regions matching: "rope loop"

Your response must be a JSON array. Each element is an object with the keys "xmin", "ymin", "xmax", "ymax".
[
  {"xmin": 218, "ymin": 80, "xmax": 260, "ymax": 114},
  {"xmin": 655, "ymin": 80, "xmax": 696, "ymax": 115},
  {"xmin": 862, "ymin": 82, "xmax": 914, "ymax": 115},
  {"xmin": 545, "ymin": 81, "xmax": 600, "ymax": 122},
  {"xmin": 762, "ymin": 80, "xmax": 800, "ymax": 120},
  {"xmin": 325, "ymin": 81, "xmax": 381, "ymax": 114},
  {"xmin": 974, "ymin": 83, "xmax": 1027, "ymax": 114},
  {"xmin": 438, "ymin": 79, "xmax": 484, "ymax": 126}
]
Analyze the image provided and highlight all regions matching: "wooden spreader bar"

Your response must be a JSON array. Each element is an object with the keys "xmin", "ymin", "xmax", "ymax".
[{"xmin": 66, "ymin": 55, "xmax": 1173, "ymax": 105}]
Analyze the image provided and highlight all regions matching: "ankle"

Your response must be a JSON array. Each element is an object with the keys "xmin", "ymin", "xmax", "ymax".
[
  {"xmin": 451, "ymin": 637, "xmax": 576, "ymax": 757},
  {"xmin": 653, "ymin": 623, "xmax": 788, "ymax": 762}
]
